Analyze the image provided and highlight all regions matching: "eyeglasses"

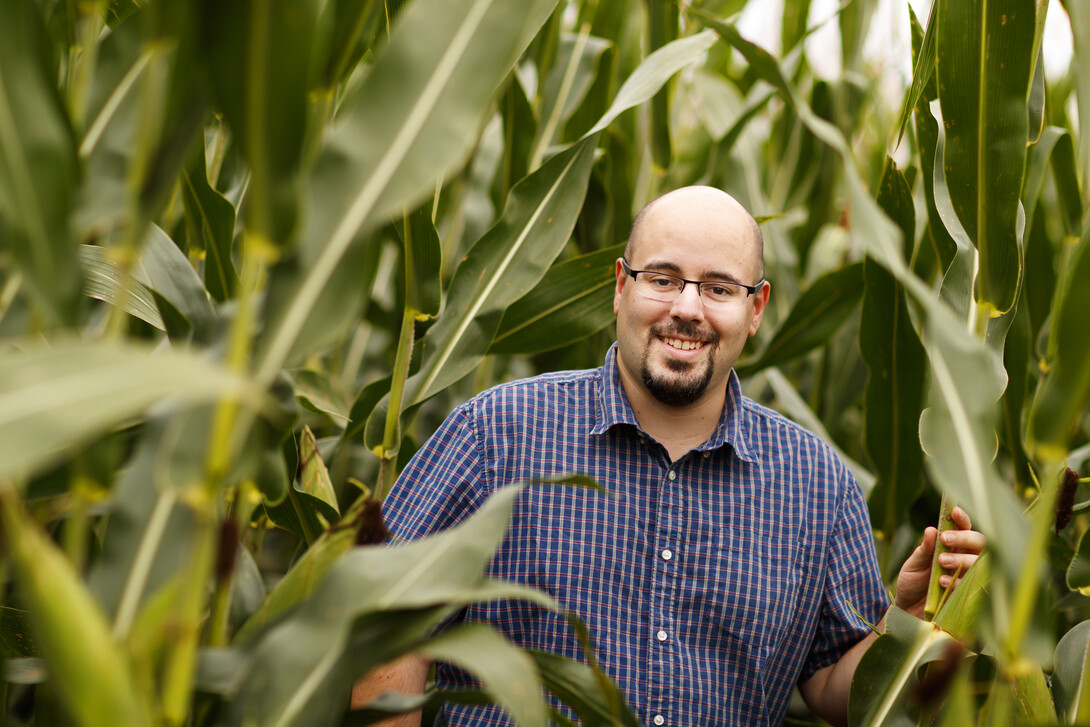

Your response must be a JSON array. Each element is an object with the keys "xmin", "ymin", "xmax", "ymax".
[{"xmin": 621, "ymin": 259, "xmax": 765, "ymax": 308}]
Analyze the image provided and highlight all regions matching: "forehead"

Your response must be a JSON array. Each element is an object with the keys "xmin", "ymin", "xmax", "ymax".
[{"xmin": 629, "ymin": 193, "xmax": 761, "ymax": 278}]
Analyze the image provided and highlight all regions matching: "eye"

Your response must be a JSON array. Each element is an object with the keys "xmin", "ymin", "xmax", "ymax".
[
  {"xmin": 703, "ymin": 283, "xmax": 738, "ymax": 300},
  {"xmin": 646, "ymin": 274, "xmax": 678, "ymax": 289}
]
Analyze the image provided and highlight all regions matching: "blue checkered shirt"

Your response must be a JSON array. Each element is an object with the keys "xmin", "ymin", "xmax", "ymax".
[{"xmin": 382, "ymin": 345, "xmax": 888, "ymax": 726}]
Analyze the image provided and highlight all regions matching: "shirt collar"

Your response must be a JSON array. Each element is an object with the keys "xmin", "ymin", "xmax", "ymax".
[{"xmin": 592, "ymin": 343, "xmax": 758, "ymax": 463}]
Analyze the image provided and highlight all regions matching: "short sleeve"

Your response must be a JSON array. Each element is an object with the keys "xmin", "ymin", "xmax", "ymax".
[
  {"xmin": 800, "ymin": 469, "xmax": 890, "ymax": 681},
  {"xmin": 381, "ymin": 402, "xmax": 492, "ymax": 543}
]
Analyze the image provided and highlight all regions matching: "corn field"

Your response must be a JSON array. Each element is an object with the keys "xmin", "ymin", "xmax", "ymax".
[{"xmin": 1, "ymin": 0, "xmax": 1089, "ymax": 724}]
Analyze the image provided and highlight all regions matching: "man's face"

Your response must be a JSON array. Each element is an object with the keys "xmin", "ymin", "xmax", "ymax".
[{"xmin": 613, "ymin": 189, "xmax": 769, "ymax": 410}]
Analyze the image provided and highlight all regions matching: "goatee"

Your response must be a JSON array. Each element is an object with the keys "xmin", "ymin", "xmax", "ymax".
[{"xmin": 641, "ymin": 322, "xmax": 718, "ymax": 407}]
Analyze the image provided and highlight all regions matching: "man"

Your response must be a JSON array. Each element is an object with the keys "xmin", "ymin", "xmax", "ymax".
[{"xmin": 354, "ymin": 186, "xmax": 984, "ymax": 725}]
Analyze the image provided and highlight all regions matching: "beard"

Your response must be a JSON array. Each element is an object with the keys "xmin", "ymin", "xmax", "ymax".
[{"xmin": 640, "ymin": 322, "xmax": 719, "ymax": 407}]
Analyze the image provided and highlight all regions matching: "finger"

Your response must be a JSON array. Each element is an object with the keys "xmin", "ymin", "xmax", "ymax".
[
  {"xmin": 949, "ymin": 506, "xmax": 973, "ymax": 531},
  {"xmin": 907, "ymin": 527, "xmax": 939, "ymax": 565},
  {"xmin": 940, "ymin": 528, "xmax": 987, "ymax": 554},
  {"xmin": 938, "ymin": 552, "xmax": 979, "ymax": 574}
]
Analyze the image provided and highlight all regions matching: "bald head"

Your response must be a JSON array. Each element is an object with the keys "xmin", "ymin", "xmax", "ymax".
[{"xmin": 626, "ymin": 186, "xmax": 764, "ymax": 280}]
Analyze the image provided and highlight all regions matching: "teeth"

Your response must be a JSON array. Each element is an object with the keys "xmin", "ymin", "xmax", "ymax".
[{"xmin": 662, "ymin": 337, "xmax": 704, "ymax": 351}]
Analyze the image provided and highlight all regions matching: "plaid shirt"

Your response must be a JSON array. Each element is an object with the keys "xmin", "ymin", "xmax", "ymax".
[{"xmin": 382, "ymin": 345, "xmax": 888, "ymax": 726}]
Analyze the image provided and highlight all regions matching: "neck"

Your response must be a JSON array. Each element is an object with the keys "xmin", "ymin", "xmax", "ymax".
[{"xmin": 619, "ymin": 369, "xmax": 727, "ymax": 462}]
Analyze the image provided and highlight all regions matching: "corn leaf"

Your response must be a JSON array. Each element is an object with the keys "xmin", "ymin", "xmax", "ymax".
[
  {"xmin": 936, "ymin": 0, "xmax": 1035, "ymax": 314},
  {"xmin": 255, "ymin": 0, "xmax": 559, "ymax": 384},
  {"xmin": 0, "ymin": 493, "xmax": 148, "ymax": 727},
  {"xmin": 0, "ymin": 341, "xmax": 256, "ymax": 482}
]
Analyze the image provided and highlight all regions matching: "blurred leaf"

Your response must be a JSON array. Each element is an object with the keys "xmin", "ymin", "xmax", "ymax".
[
  {"xmin": 936, "ymin": 0, "xmax": 1035, "ymax": 314},
  {"xmin": 134, "ymin": 224, "xmax": 217, "ymax": 343},
  {"xmin": 490, "ymin": 243, "xmax": 624, "ymax": 355},
  {"xmin": 256, "ymin": 0, "xmax": 559, "ymax": 383},
  {"xmin": 78, "ymin": 245, "xmax": 166, "ymax": 330},
  {"xmin": 645, "ymin": 0, "xmax": 678, "ymax": 169},
  {"xmin": 534, "ymin": 30, "xmax": 611, "ymax": 162},
  {"xmin": 235, "ymin": 495, "xmax": 371, "ymax": 644},
  {"xmin": 290, "ymin": 369, "xmax": 352, "ymax": 427},
  {"xmin": 419, "ymin": 624, "xmax": 547, "ymax": 727},
  {"xmin": 0, "ymin": 492, "xmax": 148, "ymax": 727},
  {"xmin": 0, "ymin": 0, "xmax": 82, "ymax": 326},
  {"xmin": 201, "ymin": 0, "xmax": 317, "ymax": 243},
  {"xmin": 1069, "ymin": 528, "xmax": 1090, "ymax": 594},
  {"xmin": 266, "ymin": 426, "xmax": 340, "ymax": 546},
  {"xmin": 0, "ymin": 341, "xmax": 256, "ymax": 482},
  {"xmin": 0, "ymin": 608, "xmax": 39, "ymax": 658},
  {"xmin": 934, "ymin": 553, "xmax": 990, "ymax": 643},
  {"xmin": 862, "ymin": 160, "xmax": 926, "ymax": 543},
  {"xmin": 529, "ymin": 649, "xmax": 640, "ymax": 727},
  {"xmin": 181, "ymin": 139, "xmax": 239, "ymax": 303},
  {"xmin": 847, "ymin": 607, "xmax": 959, "ymax": 727},
  {"xmin": 227, "ymin": 485, "xmax": 559, "ymax": 727},
  {"xmin": 1053, "ymin": 620, "xmax": 1090, "ymax": 723},
  {"xmin": 736, "ymin": 262, "xmax": 864, "ymax": 376}
]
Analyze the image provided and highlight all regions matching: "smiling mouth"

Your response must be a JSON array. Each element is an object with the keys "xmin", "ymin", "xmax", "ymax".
[{"xmin": 660, "ymin": 336, "xmax": 706, "ymax": 351}]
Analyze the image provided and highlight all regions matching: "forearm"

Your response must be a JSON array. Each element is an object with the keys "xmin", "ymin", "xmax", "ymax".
[
  {"xmin": 797, "ymin": 612, "xmax": 887, "ymax": 727},
  {"xmin": 351, "ymin": 655, "xmax": 431, "ymax": 727}
]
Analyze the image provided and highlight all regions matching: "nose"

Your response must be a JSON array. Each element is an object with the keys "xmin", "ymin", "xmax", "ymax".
[{"xmin": 669, "ymin": 282, "xmax": 705, "ymax": 322}]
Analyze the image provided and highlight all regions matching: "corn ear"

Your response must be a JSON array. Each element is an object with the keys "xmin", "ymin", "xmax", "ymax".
[{"xmin": 0, "ymin": 490, "xmax": 147, "ymax": 727}]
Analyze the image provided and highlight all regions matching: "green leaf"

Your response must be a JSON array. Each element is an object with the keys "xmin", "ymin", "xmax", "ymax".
[
  {"xmin": 936, "ymin": 0, "xmax": 1035, "ymax": 314},
  {"xmin": 227, "ymin": 485, "xmax": 559, "ymax": 727},
  {"xmin": 847, "ymin": 607, "xmax": 959, "ymax": 727},
  {"xmin": 78, "ymin": 245, "xmax": 166, "ymax": 331},
  {"xmin": 529, "ymin": 649, "xmax": 640, "ymax": 727},
  {"xmin": 0, "ymin": 0, "xmax": 82, "ymax": 326},
  {"xmin": 256, "ymin": 0, "xmax": 559, "ymax": 384},
  {"xmin": 736, "ymin": 262, "xmax": 864, "ymax": 377},
  {"xmin": 365, "ymin": 138, "xmax": 598, "ymax": 450},
  {"xmin": 400, "ymin": 203, "xmax": 443, "ymax": 320},
  {"xmin": 697, "ymin": 10, "xmax": 1028, "ymax": 603},
  {"xmin": 490, "ymin": 243, "xmax": 624, "ymax": 355},
  {"xmin": 862, "ymin": 160, "xmax": 926, "ymax": 546},
  {"xmin": 0, "ymin": 341, "xmax": 257, "ymax": 482},
  {"xmin": 1027, "ymin": 221, "xmax": 1090, "ymax": 458},
  {"xmin": 0, "ymin": 607, "xmax": 39, "ymax": 658},
  {"xmin": 893, "ymin": 0, "xmax": 936, "ymax": 148},
  {"xmin": 1053, "ymin": 620, "xmax": 1090, "ymax": 723},
  {"xmin": 420, "ymin": 624, "xmax": 547, "ymax": 727},
  {"xmin": 0, "ymin": 492, "xmax": 148, "ymax": 727},
  {"xmin": 201, "ymin": 0, "xmax": 317, "ymax": 243},
  {"xmin": 265, "ymin": 426, "xmax": 340, "ymax": 546},
  {"xmin": 290, "ymin": 369, "xmax": 352, "ymax": 427},
  {"xmin": 534, "ymin": 30, "xmax": 611, "ymax": 163},
  {"xmin": 134, "ymin": 224, "xmax": 217, "ymax": 343},
  {"xmin": 180, "ymin": 140, "xmax": 239, "ymax": 303}
]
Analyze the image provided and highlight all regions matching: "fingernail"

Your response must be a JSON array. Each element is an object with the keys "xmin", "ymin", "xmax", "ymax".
[
  {"xmin": 939, "ymin": 554, "xmax": 953, "ymax": 567},
  {"xmin": 941, "ymin": 532, "xmax": 955, "ymax": 545}
]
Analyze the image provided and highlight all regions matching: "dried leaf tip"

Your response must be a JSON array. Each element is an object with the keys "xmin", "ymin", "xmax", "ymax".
[
  {"xmin": 1055, "ymin": 467, "xmax": 1080, "ymax": 533},
  {"xmin": 356, "ymin": 500, "xmax": 391, "ymax": 546}
]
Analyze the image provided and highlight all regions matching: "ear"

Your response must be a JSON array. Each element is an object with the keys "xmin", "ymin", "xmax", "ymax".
[
  {"xmin": 747, "ymin": 282, "xmax": 770, "ymax": 337},
  {"xmin": 613, "ymin": 258, "xmax": 627, "ymax": 315}
]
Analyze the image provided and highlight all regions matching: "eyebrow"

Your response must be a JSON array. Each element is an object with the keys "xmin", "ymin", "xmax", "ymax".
[{"xmin": 640, "ymin": 260, "xmax": 747, "ymax": 286}]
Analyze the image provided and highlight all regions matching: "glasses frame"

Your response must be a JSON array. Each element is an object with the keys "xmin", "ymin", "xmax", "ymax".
[{"xmin": 620, "ymin": 259, "xmax": 765, "ymax": 304}]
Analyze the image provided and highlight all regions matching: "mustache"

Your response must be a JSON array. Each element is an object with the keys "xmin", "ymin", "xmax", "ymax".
[{"xmin": 650, "ymin": 321, "xmax": 718, "ymax": 344}]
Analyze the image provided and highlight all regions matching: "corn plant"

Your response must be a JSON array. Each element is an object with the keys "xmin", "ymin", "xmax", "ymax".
[{"xmin": 1, "ymin": 0, "xmax": 1090, "ymax": 725}]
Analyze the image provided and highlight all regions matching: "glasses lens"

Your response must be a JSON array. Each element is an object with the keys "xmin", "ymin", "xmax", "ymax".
[
  {"xmin": 698, "ymin": 282, "xmax": 747, "ymax": 305},
  {"xmin": 636, "ymin": 273, "xmax": 682, "ymax": 301}
]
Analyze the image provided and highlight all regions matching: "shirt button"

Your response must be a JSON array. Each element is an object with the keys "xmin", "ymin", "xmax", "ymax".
[
  {"xmin": 653, "ymin": 716, "xmax": 665, "ymax": 726},
  {"xmin": 667, "ymin": 471, "xmax": 676, "ymax": 481},
  {"xmin": 661, "ymin": 549, "xmax": 673, "ymax": 561},
  {"xmin": 656, "ymin": 629, "xmax": 668, "ymax": 641}
]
